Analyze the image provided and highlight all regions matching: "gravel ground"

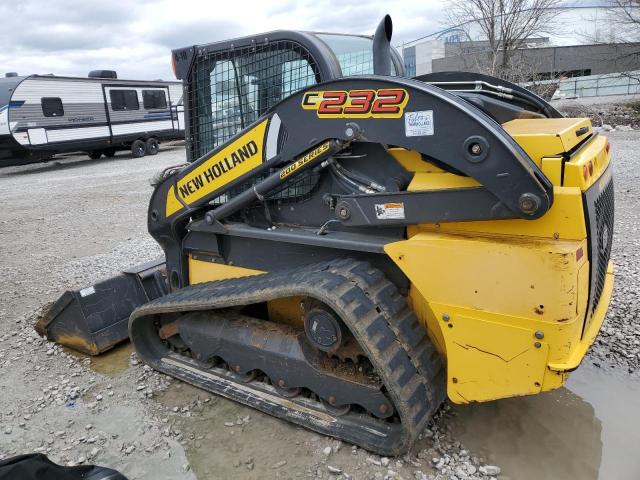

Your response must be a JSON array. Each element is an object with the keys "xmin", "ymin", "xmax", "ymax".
[
  {"xmin": 554, "ymin": 97, "xmax": 640, "ymax": 129},
  {"xmin": 0, "ymin": 130, "xmax": 637, "ymax": 479},
  {"xmin": 0, "ymin": 147, "xmax": 500, "ymax": 480}
]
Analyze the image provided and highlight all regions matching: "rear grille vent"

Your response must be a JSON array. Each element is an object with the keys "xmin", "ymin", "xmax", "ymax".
[{"xmin": 590, "ymin": 179, "xmax": 614, "ymax": 315}]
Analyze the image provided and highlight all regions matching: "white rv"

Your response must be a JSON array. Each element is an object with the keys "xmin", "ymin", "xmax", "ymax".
[{"xmin": 0, "ymin": 72, "xmax": 185, "ymax": 167}]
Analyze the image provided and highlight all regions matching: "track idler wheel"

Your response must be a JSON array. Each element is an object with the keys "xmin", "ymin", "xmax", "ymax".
[{"xmin": 304, "ymin": 302, "xmax": 347, "ymax": 354}]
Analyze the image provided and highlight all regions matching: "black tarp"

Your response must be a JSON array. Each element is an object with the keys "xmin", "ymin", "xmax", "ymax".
[{"xmin": 0, "ymin": 454, "xmax": 127, "ymax": 480}]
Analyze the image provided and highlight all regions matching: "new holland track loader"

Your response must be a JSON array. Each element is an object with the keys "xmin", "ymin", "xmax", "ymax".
[{"xmin": 37, "ymin": 16, "xmax": 615, "ymax": 455}]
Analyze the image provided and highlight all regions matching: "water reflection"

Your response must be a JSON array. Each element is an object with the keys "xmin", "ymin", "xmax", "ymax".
[{"xmin": 449, "ymin": 364, "xmax": 640, "ymax": 480}]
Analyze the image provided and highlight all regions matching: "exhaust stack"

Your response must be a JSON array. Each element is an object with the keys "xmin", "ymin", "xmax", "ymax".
[{"xmin": 372, "ymin": 15, "xmax": 393, "ymax": 76}]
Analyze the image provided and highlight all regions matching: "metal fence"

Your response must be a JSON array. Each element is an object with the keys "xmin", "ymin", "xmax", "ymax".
[{"xmin": 554, "ymin": 70, "xmax": 640, "ymax": 98}]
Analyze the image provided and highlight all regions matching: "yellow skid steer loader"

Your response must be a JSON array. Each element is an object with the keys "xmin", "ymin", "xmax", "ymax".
[{"xmin": 37, "ymin": 16, "xmax": 614, "ymax": 455}]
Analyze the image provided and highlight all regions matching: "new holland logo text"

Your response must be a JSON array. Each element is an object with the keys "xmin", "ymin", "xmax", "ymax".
[
  {"xmin": 165, "ymin": 119, "xmax": 268, "ymax": 217},
  {"xmin": 179, "ymin": 140, "xmax": 258, "ymax": 198},
  {"xmin": 301, "ymin": 88, "xmax": 408, "ymax": 118},
  {"xmin": 280, "ymin": 142, "xmax": 331, "ymax": 179}
]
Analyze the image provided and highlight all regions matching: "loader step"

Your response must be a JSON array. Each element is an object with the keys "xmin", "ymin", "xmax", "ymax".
[{"xmin": 129, "ymin": 259, "xmax": 446, "ymax": 455}]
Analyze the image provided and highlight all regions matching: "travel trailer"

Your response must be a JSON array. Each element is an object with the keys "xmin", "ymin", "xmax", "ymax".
[{"xmin": 0, "ymin": 71, "xmax": 184, "ymax": 167}]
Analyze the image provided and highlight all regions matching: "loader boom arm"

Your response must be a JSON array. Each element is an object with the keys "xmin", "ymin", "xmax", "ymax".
[{"xmin": 151, "ymin": 77, "xmax": 552, "ymax": 230}]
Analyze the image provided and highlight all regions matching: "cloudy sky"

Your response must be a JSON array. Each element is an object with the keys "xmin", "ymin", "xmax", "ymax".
[{"xmin": 0, "ymin": 0, "xmax": 448, "ymax": 81}]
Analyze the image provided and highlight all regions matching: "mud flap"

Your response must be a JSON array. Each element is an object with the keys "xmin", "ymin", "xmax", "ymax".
[{"xmin": 35, "ymin": 258, "xmax": 168, "ymax": 355}]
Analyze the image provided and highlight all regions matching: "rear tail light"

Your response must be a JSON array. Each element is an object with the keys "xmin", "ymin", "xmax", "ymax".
[
  {"xmin": 588, "ymin": 161, "xmax": 594, "ymax": 176},
  {"xmin": 583, "ymin": 165, "xmax": 589, "ymax": 180}
]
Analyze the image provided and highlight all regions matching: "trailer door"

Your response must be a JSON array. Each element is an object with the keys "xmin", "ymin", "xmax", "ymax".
[
  {"xmin": 172, "ymin": 102, "xmax": 185, "ymax": 131},
  {"xmin": 104, "ymin": 85, "xmax": 144, "ymax": 138},
  {"xmin": 167, "ymin": 86, "xmax": 184, "ymax": 132}
]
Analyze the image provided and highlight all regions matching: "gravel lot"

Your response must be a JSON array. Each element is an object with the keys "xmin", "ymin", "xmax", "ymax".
[{"xmin": 0, "ymin": 131, "xmax": 637, "ymax": 479}]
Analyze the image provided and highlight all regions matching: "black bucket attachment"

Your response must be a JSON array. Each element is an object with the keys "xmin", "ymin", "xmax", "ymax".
[{"xmin": 35, "ymin": 258, "xmax": 168, "ymax": 355}]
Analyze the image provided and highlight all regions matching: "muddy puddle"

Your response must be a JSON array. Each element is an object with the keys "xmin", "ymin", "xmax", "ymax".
[
  {"xmin": 89, "ymin": 343, "xmax": 133, "ymax": 376},
  {"xmin": 449, "ymin": 364, "xmax": 640, "ymax": 479},
  {"xmin": 61, "ymin": 342, "xmax": 132, "ymax": 377}
]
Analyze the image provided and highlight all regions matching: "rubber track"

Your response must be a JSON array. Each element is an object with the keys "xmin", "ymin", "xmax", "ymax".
[{"xmin": 129, "ymin": 259, "xmax": 445, "ymax": 455}]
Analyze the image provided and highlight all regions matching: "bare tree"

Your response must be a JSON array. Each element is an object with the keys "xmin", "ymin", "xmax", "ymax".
[
  {"xmin": 445, "ymin": 0, "xmax": 564, "ymax": 78},
  {"xmin": 607, "ymin": 1, "xmax": 640, "ymax": 43}
]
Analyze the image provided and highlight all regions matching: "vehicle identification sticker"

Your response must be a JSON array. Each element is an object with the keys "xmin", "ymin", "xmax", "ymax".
[
  {"xmin": 375, "ymin": 202, "xmax": 405, "ymax": 220},
  {"xmin": 79, "ymin": 286, "xmax": 96, "ymax": 297},
  {"xmin": 404, "ymin": 110, "xmax": 434, "ymax": 136}
]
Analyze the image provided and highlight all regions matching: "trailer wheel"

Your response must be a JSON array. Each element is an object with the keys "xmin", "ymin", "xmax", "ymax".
[
  {"xmin": 104, "ymin": 148, "xmax": 116, "ymax": 158},
  {"xmin": 145, "ymin": 138, "xmax": 160, "ymax": 155},
  {"xmin": 88, "ymin": 150, "xmax": 102, "ymax": 160},
  {"xmin": 131, "ymin": 140, "xmax": 146, "ymax": 158}
]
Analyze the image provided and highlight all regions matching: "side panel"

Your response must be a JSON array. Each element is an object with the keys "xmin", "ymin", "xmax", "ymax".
[
  {"xmin": 385, "ymin": 231, "xmax": 590, "ymax": 403},
  {"xmin": 10, "ymin": 78, "xmax": 110, "ymax": 145},
  {"xmin": 111, "ymin": 120, "xmax": 174, "ymax": 136}
]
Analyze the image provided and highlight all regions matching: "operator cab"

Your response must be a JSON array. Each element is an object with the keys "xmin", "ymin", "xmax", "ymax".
[{"xmin": 172, "ymin": 24, "xmax": 403, "ymax": 160}]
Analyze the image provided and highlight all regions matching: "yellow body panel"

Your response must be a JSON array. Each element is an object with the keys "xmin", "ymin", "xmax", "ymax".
[
  {"xmin": 388, "ymin": 148, "xmax": 445, "ymax": 173},
  {"xmin": 188, "ymin": 256, "xmax": 262, "ymax": 284},
  {"xmin": 541, "ymin": 157, "xmax": 562, "ymax": 186},
  {"xmin": 385, "ymin": 232, "xmax": 612, "ymax": 403},
  {"xmin": 267, "ymin": 296, "xmax": 305, "ymax": 327},
  {"xmin": 503, "ymin": 118, "xmax": 592, "ymax": 166},
  {"xmin": 408, "ymin": 173, "xmax": 480, "ymax": 191},
  {"xmin": 388, "ymin": 232, "xmax": 588, "ymax": 322},
  {"xmin": 563, "ymin": 134, "xmax": 610, "ymax": 190}
]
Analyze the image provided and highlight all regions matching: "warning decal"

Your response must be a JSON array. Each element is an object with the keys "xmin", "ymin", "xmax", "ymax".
[{"xmin": 375, "ymin": 202, "xmax": 406, "ymax": 220}]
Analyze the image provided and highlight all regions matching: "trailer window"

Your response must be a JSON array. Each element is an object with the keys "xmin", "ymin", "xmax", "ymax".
[
  {"xmin": 110, "ymin": 90, "xmax": 139, "ymax": 111},
  {"xmin": 41, "ymin": 97, "xmax": 64, "ymax": 117},
  {"xmin": 142, "ymin": 90, "xmax": 167, "ymax": 110}
]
